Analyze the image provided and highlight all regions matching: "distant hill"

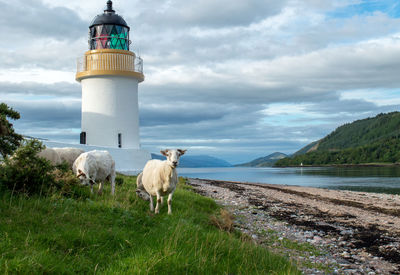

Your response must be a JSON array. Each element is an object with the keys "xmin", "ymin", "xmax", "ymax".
[
  {"xmin": 236, "ymin": 152, "xmax": 288, "ymax": 167},
  {"xmin": 293, "ymin": 140, "xmax": 319, "ymax": 156},
  {"xmin": 151, "ymin": 154, "xmax": 232, "ymax": 168},
  {"xmin": 275, "ymin": 112, "xmax": 400, "ymax": 166}
]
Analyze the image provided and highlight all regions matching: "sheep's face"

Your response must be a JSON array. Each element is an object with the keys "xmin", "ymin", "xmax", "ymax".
[
  {"xmin": 76, "ymin": 169, "xmax": 94, "ymax": 186},
  {"xmin": 161, "ymin": 149, "xmax": 186, "ymax": 168}
]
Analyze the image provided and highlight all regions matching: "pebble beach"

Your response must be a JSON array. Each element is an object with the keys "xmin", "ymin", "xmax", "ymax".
[{"xmin": 188, "ymin": 178, "xmax": 400, "ymax": 274}]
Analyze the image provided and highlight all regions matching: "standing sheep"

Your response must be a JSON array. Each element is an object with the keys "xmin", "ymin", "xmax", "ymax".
[
  {"xmin": 73, "ymin": 150, "xmax": 116, "ymax": 195},
  {"xmin": 138, "ymin": 149, "xmax": 186, "ymax": 214},
  {"xmin": 53, "ymin": 147, "xmax": 85, "ymax": 168}
]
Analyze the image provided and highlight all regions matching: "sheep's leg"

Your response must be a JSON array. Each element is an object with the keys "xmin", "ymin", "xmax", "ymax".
[
  {"xmin": 110, "ymin": 168, "xmax": 116, "ymax": 196},
  {"xmin": 90, "ymin": 184, "xmax": 94, "ymax": 194},
  {"xmin": 149, "ymin": 195, "xmax": 154, "ymax": 212},
  {"xmin": 167, "ymin": 192, "xmax": 174, "ymax": 215},
  {"xmin": 98, "ymin": 181, "xmax": 104, "ymax": 195},
  {"xmin": 160, "ymin": 196, "xmax": 164, "ymax": 205},
  {"xmin": 110, "ymin": 174, "xmax": 115, "ymax": 195},
  {"xmin": 155, "ymin": 192, "xmax": 162, "ymax": 214}
]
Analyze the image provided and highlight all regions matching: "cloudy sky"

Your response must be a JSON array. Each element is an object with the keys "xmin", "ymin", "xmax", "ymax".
[{"xmin": 1, "ymin": 0, "xmax": 400, "ymax": 164}]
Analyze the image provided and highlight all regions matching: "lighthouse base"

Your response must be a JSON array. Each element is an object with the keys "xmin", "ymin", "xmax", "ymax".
[{"xmin": 43, "ymin": 141, "xmax": 151, "ymax": 173}]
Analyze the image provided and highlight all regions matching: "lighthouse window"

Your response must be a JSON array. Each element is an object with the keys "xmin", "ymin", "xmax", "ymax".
[
  {"xmin": 90, "ymin": 25, "xmax": 129, "ymax": 51},
  {"xmin": 118, "ymin": 133, "xmax": 122, "ymax": 148}
]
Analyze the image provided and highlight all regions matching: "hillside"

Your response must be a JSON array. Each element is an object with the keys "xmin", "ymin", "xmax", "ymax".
[
  {"xmin": 296, "ymin": 112, "xmax": 400, "ymax": 154},
  {"xmin": 276, "ymin": 112, "xmax": 400, "ymax": 166},
  {"xmin": 293, "ymin": 140, "xmax": 319, "ymax": 156},
  {"xmin": 236, "ymin": 152, "xmax": 288, "ymax": 167},
  {"xmin": 151, "ymin": 154, "xmax": 232, "ymax": 167}
]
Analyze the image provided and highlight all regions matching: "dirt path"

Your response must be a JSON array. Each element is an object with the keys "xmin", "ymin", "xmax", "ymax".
[{"xmin": 188, "ymin": 178, "xmax": 400, "ymax": 274}]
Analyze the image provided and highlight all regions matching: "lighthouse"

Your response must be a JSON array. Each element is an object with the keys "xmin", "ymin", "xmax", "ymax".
[{"xmin": 73, "ymin": 1, "xmax": 150, "ymax": 170}]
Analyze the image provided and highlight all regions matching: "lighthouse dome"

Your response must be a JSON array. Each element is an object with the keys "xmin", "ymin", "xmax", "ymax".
[{"xmin": 88, "ymin": 1, "xmax": 131, "ymax": 50}]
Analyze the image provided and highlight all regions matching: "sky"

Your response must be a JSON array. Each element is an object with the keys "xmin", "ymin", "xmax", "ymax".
[{"xmin": 1, "ymin": 0, "xmax": 400, "ymax": 164}]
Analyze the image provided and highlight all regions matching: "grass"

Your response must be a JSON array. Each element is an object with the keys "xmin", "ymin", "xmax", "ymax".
[{"xmin": 0, "ymin": 174, "xmax": 300, "ymax": 274}]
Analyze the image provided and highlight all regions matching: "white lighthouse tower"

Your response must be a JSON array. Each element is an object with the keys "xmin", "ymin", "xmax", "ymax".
[{"xmin": 74, "ymin": 1, "xmax": 150, "ymax": 170}]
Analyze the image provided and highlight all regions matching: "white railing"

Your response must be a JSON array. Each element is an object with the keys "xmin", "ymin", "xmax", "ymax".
[{"xmin": 77, "ymin": 52, "xmax": 143, "ymax": 74}]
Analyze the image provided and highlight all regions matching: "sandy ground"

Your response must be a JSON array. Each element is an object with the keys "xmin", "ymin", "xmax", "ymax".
[{"xmin": 188, "ymin": 178, "xmax": 400, "ymax": 274}]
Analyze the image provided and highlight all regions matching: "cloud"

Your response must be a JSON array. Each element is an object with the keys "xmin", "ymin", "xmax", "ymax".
[
  {"xmin": 0, "ymin": 0, "xmax": 87, "ymax": 42},
  {"xmin": 5, "ymin": 98, "xmax": 80, "ymax": 126},
  {"xmin": 1, "ymin": 0, "xmax": 400, "ymax": 163},
  {"xmin": 131, "ymin": 0, "xmax": 289, "ymax": 29},
  {"xmin": 0, "ymin": 82, "xmax": 80, "ymax": 97}
]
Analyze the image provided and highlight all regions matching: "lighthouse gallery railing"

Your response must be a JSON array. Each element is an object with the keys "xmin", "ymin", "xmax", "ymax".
[{"xmin": 76, "ymin": 51, "xmax": 143, "ymax": 74}]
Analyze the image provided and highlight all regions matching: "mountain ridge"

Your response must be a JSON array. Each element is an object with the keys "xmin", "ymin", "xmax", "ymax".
[
  {"xmin": 275, "ymin": 112, "xmax": 400, "ymax": 166},
  {"xmin": 236, "ymin": 152, "xmax": 288, "ymax": 167}
]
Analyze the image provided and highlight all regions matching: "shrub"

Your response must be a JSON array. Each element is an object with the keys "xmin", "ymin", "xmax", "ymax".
[
  {"xmin": 210, "ymin": 209, "xmax": 235, "ymax": 232},
  {"xmin": 50, "ymin": 168, "xmax": 90, "ymax": 199},
  {"xmin": 0, "ymin": 139, "xmax": 86, "ymax": 198},
  {"xmin": 0, "ymin": 139, "xmax": 54, "ymax": 195}
]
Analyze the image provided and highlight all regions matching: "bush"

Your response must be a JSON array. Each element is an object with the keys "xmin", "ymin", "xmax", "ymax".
[
  {"xmin": 0, "ymin": 139, "xmax": 86, "ymax": 198},
  {"xmin": 50, "ymin": 168, "xmax": 90, "ymax": 199},
  {"xmin": 0, "ymin": 139, "xmax": 54, "ymax": 195}
]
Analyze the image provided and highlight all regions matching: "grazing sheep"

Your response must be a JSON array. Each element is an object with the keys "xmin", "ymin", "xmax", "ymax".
[
  {"xmin": 139, "ymin": 149, "xmax": 186, "ymax": 214},
  {"xmin": 37, "ymin": 148, "xmax": 62, "ymax": 166},
  {"xmin": 72, "ymin": 150, "xmax": 116, "ymax": 195},
  {"xmin": 53, "ymin": 147, "xmax": 84, "ymax": 168}
]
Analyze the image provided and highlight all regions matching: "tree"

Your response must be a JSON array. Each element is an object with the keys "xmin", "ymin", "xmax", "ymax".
[{"xmin": 0, "ymin": 103, "xmax": 23, "ymax": 158}]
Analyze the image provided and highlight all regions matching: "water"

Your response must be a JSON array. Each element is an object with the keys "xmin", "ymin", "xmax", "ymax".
[{"xmin": 177, "ymin": 166, "xmax": 400, "ymax": 194}]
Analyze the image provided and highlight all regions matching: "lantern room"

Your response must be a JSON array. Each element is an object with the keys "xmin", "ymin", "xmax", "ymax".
[{"xmin": 89, "ymin": 0, "xmax": 130, "ymax": 51}]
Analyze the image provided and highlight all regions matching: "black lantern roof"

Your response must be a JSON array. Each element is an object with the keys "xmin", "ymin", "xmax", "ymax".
[{"xmin": 90, "ymin": 1, "xmax": 129, "ymax": 30}]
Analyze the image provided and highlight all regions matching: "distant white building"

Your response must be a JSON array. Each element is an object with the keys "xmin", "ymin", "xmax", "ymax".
[{"xmin": 46, "ymin": 1, "xmax": 150, "ymax": 172}]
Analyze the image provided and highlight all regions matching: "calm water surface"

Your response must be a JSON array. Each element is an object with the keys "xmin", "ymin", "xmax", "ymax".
[{"xmin": 177, "ymin": 167, "xmax": 400, "ymax": 194}]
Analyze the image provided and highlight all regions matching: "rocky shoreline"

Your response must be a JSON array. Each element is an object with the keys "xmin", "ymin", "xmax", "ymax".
[{"xmin": 187, "ymin": 178, "xmax": 400, "ymax": 274}]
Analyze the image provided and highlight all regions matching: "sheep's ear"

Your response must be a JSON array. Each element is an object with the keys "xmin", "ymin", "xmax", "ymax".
[
  {"xmin": 161, "ymin": 150, "xmax": 169, "ymax": 157},
  {"xmin": 178, "ymin": 149, "xmax": 187, "ymax": 156},
  {"xmin": 77, "ymin": 169, "xmax": 86, "ymax": 178}
]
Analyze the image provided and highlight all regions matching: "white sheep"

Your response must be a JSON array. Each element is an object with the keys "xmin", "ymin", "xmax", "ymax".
[
  {"xmin": 138, "ymin": 149, "xmax": 186, "ymax": 214},
  {"xmin": 37, "ymin": 148, "xmax": 62, "ymax": 166},
  {"xmin": 73, "ymin": 150, "xmax": 116, "ymax": 195},
  {"xmin": 53, "ymin": 147, "xmax": 85, "ymax": 168}
]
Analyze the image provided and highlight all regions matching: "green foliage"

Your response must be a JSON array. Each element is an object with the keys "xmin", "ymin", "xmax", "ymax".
[
  {"xmin": 318, "ymin": 111, "xmax": 400, "ymax": 150},
  {"xmin": 276, "ymin": 135, "xmax": 400, "ymax": 166},
  {"xmin": 0, "ymin": 139, "xmax": 54, "ymax": 195},
  {"xmin": 277, "ymin": 112, "xmax": 400, "ymax": 166},
  {"xmin": 0, "ymin": 175, "xmax": 300, "ymax": 274},
  {"xmin": 0, "ymin": 103, "xmax": 23, "ymax": 158},
  {"xmin": 0, "ymin": 139, "xmax": 86, "ymax": 198}
]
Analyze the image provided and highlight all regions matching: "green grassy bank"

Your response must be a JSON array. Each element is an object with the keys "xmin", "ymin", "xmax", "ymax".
[{"xmin": 0, "ymin": 174, "xmax": 299, "ymax": 274}]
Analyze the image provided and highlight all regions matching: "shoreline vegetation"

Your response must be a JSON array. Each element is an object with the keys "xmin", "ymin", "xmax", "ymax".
[
  {"xmin": 0, "ymin": 174, "xmax": 300, "ymax": 274},
  {"xmin": 274, "ymin": 162, "xmax": 400, "ymax": 168}
]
